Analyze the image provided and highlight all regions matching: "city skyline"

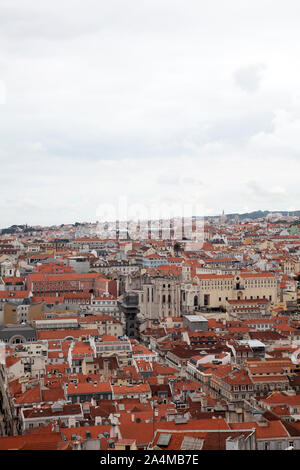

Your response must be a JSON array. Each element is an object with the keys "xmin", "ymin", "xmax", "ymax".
[{"xmin": 1, "ymin": 208, "xmax": 300, "ymax": 232}]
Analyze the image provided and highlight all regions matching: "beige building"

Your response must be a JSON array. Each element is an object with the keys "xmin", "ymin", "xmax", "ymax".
[
  {"xmin": 192, "ymin": 272, "xmax": 278, "ymax": 309},
  {"xmin": 2, "ymin": 302, "xmax": 43, "ymax": 325},
  {"xmin": 226, "ymin": 298, "xmax": 271, "ymax": 320},
  {"xmin": 258, "ymin": 240, "xmax": 275, "ymax": 250},
  {"xmin": 114, "ymin": 439, "xmax": 137, "ymax": 451},
  {"xmin": 280, "ymin": 259, "xmax": 300, "ymax": 275},
  {"xmin": 135, "ymin": 278, "xmax": 202, "ymax": 319},
  {"xmin": 126, "ymin": 269, "xmax": 279, "ymax": 320}
]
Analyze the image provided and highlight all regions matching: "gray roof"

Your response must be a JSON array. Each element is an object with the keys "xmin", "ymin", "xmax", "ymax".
[
  {"xmin": 0, "ymin": 323, "xmax": 37, "ymax": 341},
  {"xmin": 183, "ymin": 315, "xmax": 208, "ymax": 322}
]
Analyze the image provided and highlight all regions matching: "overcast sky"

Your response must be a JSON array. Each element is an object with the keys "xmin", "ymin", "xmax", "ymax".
[{"xmin": 1, "ymin": 0, "xmax": 300, "ymax": 227}]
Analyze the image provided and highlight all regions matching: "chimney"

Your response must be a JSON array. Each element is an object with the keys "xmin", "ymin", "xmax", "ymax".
[
  {"xmin": 95, "ymin": 416, "xmax": 102, "ymax": 426},
  {"xmin": 103, "ymin": 359, "xmax": 109, "ymax": 376},
  {"xmin": 226, "ymin": 436, "xmax": 242, "ymax": 451},
  {"xmin": 257, "ymin": 421, "xmax": 268, "ymax": 427},
  {"xmin": 111, "ymin": 425, "xmax": 116, "ymax": 438},
  {"xmin": 21, "ymin": 381, "xmax": 27, "ymax": 394}
]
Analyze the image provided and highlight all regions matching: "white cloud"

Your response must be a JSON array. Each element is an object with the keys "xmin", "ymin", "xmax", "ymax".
[
  {"xmin": 0, "ymin": 0, "xmax": 300, "ymax": 227},
  {"xmin": 249, "ymin": 109, "xmax": 300, "ymax": 154},
  {"xmin": 234, "ymin": 64, "xmax": 266, "ymax": 93}
]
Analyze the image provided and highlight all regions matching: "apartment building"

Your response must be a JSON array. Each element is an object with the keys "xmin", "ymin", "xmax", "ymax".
[{"xmin": 192, "ymin": 272, "xmax": 278, "ymax": 309}]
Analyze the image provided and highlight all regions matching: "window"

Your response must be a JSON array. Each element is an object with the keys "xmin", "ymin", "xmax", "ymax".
[{"xmin": 264, "ymin": 442, "xmax": 270, "ymax": 450}]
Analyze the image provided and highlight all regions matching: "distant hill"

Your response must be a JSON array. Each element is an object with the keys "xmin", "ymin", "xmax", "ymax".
[
  {"xmin": 0, "ymin": 224, "xmax": 43, "ymax": 234},
  {"xmin": 1, "ymin": 210, "xmax": 300, "ymax": 233},
  {"xmin": 217, "ymin": 210, "xmax": 300, "ymax": 220}
]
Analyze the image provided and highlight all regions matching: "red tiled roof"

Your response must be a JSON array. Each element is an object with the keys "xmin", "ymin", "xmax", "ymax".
[
  {"xmin": 0, "ymin": 432, "xmax": 63, "ymax": 450},
  {"xmin": 2, "ymin": 277, "xmax": 24, "ymax": 284},
  {"xmin": 113, "ymin": 384, "xmax": 151, "ymax": 396},
  {"xmin": 37, "ymin": 328, "xmax": 98, "ymax": 340},
  {"xmin": 5, "ymin": 356, "xmax": 21, "ymax": 368},
  {"xmin": 15, "ymin": 385, "xmax": 42, "ymax": 405},
  {"xmin": 230, "ymin": 420, "xmax": 289, "ymax": 439},
  {"xmin": 60, "ymin": 424, "xmax": 111, "ymax": 441},
  {"xmin": 66, "ymin": 381, "xmax": 112, "ymax": 395},
  {"xmin": 0, "ymin": 290, "xmax": 30, "ymax": 299}
]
